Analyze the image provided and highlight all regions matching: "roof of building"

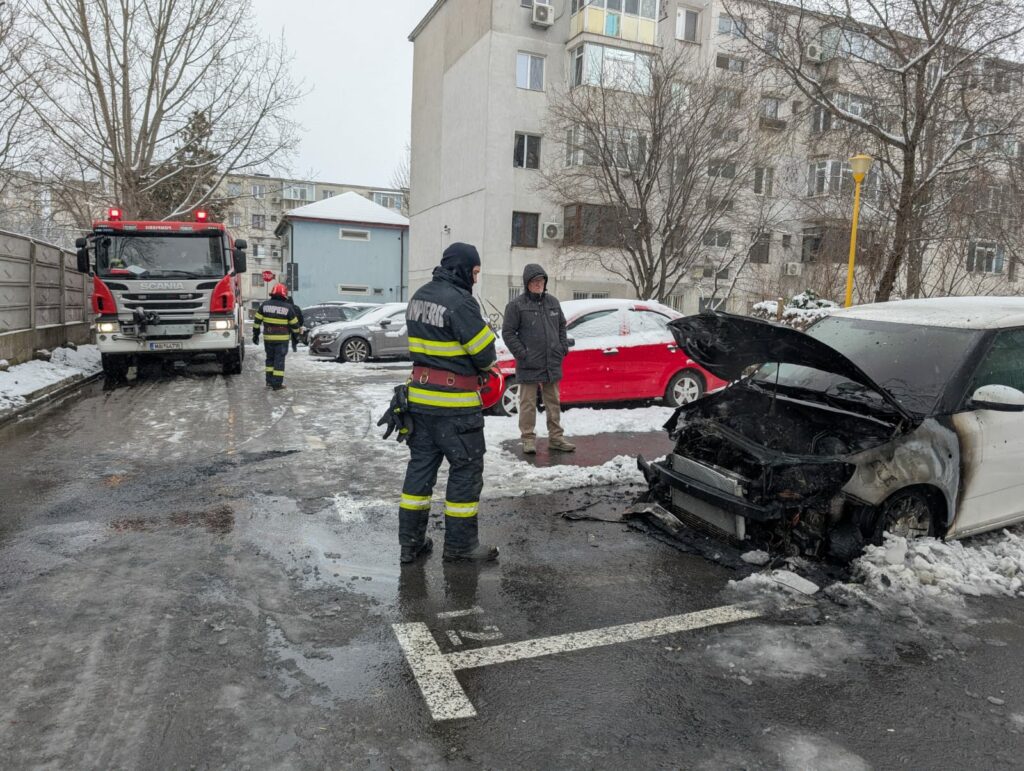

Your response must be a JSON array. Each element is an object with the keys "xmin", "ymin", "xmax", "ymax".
[
  {"xmin": 283, "ymin": 192, "xmax": 409, "ymax": 228},
  {"xmin": 409, "ymin": 0, "xmax": 447, "ymax": 41},
  {"xmin": 833, "ymin": 297, "xmax": 1024, "ymax": 329}
]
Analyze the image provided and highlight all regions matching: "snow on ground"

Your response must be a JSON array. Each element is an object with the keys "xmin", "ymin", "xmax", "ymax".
[{"xmin": 0, "ymin": 345, "xmax": 101, "ymax": 413}]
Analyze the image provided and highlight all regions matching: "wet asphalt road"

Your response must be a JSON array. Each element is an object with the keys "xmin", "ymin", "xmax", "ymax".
[{"xmin": 1, "ymin": 346, "xmax": 1023, "ymax": 769}]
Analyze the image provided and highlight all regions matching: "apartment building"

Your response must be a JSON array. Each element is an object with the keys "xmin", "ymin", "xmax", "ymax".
[
  {"xmin": 409, "ymin": 0, "xmax": 1022, "ymax": 318},
  {"xmin": 217, "ymin": 174, "xmax": 405, "ymax": 303}
]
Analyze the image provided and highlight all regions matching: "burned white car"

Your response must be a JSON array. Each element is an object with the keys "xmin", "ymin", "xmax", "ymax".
[{"xmin": 638, "ymin": 298, "xmax": 1024, "ymax": 560}]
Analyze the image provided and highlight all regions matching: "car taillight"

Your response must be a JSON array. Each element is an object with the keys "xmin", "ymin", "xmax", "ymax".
[
  {"xmin": 210, "ymin": 274, "xmax": 235, "ymax": 313},
  {"xmin": 92, "ymin": 275, "xmax": 117, "ymax": 315}
]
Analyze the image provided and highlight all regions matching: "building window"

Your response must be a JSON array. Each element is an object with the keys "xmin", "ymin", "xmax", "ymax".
[
  {"xmin": 572, "ymin": 290, "xmax": 611, "ymax": 300},
  {"xmin": 676, "ymin": 8, "xmax": 700, "ymax": 42},
  {"xmin": 715, "ymin": 54, "xmax": 746, "ymax": 73},
  {"xmin": 760, "ymin": 96, "xmax": 781, "ymax": 119},
  {"xmin": 569, "ymin": 43, "xmax": 652, "ymax": 93},
  {"xmin": 565, "ymin": 125, "xmax": 597, "ymax": 166},
  {"xmin": 228, "ymin": 212, "xmax": 242, "ymax": 227},
  {"xmin": 782, "ymin": 234, "xmax": 793, "ymax": 250},
  {"xmin": 807, "ymin": 159, "xmax": 844, "ymax": 196},
  {"xmin": 714, "ymin": 87, "xmax": 742, "ymax": 108},
  {"xmin": 801, "ymin": 226, "xmax": 824, "ymax": 262},
  {"xmin": 339, "ymin": 228, "xmax": 371, "ymax": 241},
  {"xmin": 516, "ymin": 52, "xmax": 545, "ymax": 91},
  {"xmin": 338, "ymin": 284, "xmax": 369, "ymax": 295},
  {"xmin": 509, "ymin": 286, "xmax": 521, "ymax": 301},
  {"xmin": 511, "ymin": 211, "xmax": 540, "ymax": 247},
  {"xmin": 227, "ymin": 181, "xmax": 241, "ymax": 196},
  {"xmin": 251, "ymin": 214, "xmax": 266, "ymax": 230},
  {"xmin": 252, "ymin": 184, "xmax": 265, "ymax": 199},
  {"xmin": 753, "ymin": 167, "xmax": 774, "ymax": 196},
  {"xmin": 372, "ymin": 191, "xmax": 404, "ymax": 210},
  {"xmin": 708, "ymin": 160, "xmax": 736, "ymax": 179},
  {"xmin": 321, "ymin": 190, "xmax": 335, "ymax": 199},
  {"xmin": 282, "ymin": 183, "xmax": 314, "ymax": 201},
  {"xmin": 748, "ymin": 233, "xmax": 771, "ymax": 264},
  {"xmin": 706, "ymin": 196, "xmax": 734, "ymax": 212},
  {"xmin": 563, "ymin": 203, "xmax": 629, "ymax": 247},
  {"xmin": 702, "ymin": 229, "xmax": 732, "ymax": 247},
  {"xmin": 514, "ymin": 133, "xmax": 542, "ymax": 169},
  {"xmin": 717, "ymin": 14, "xmax": 746, "ymax": 38},
  {"xmin": 967, "ymin": 241, "xmax": 1004, "ymax": 274},
  {"xmin": 252, "ymin": 243, "xmax": 260, "ymax": 257},
  {"xmin": 250, "ymin": 272, "xmax": 263, "ymax": 288}
]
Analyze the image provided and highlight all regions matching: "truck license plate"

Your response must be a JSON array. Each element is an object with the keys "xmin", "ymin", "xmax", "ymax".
[{"xmin": 149, "ymin": 342, "xmax": 184, "ymax": 351}]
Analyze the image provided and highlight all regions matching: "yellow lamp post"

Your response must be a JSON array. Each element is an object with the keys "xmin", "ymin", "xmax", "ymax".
[{"xmin": 844, "ymin": 153, "xmax": 873, "ymax": 307}]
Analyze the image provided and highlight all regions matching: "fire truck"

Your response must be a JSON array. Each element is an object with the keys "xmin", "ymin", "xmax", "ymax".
[{"xmin": 75, "ymin": 208, "xmax": 249, "ymax": 379}]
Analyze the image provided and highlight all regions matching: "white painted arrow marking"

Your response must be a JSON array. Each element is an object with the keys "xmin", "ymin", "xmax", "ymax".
[{"xmin": 393, "ymin": 602, "xmax": 769, "ymax": 721}]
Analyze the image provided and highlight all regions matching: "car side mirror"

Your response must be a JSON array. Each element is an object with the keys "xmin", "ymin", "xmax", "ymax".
[
  {"xmin": 380, "ymin": 319, "xmax": 392, "ymax": 328},
  {"xmin": 233, "ymin": 243, "xmax": 247, "ymax": 274},
  {"xmin": 75, "ymin": 237, "xmax": 89, "ymax": 273},
  {"xmin": 970, "ymin": 384, "xmax": 1024, "ymax": 412}
]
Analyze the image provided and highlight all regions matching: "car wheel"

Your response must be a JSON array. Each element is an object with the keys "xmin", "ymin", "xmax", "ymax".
[
  {"xmin": 490, "ymin": 379, "xmax": 520, "ymax": 416},
  {"xmin": 876, "ymin": 488, "xmax": 938, "ymax": 541},
  {"xmin": 340, "ymin": 337, "xmax": 370, "ymax": 363},
  {"xmin": 665, "ymin": 368, "xmax": 705, "ymax": 407}
]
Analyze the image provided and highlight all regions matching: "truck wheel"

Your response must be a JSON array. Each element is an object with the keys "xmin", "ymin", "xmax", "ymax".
[
  {"xmin": 222, "ymin": 345, "xmax": 243, "ymax": 375},
  {"xmin": 101, "ymin": 353, "xmax": 129, "ymax": 382}
]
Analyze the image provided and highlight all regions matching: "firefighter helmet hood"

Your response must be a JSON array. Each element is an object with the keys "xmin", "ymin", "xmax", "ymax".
[
  {"xmin": 478, "ymin": 370, "xmax": 505, "ymax": 411},
  {"xmin": 270, "ymin": 283, "xmax": 289, "ymax": 298},
  {"xmin": 439, "ymin": 242, "xmax": 481, "ymax": 291}
]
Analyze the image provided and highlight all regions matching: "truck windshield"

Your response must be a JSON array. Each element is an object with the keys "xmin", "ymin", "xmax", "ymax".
[{"xmin": 95, "ymin": 233, "xmax": 227, "ymax": 279}]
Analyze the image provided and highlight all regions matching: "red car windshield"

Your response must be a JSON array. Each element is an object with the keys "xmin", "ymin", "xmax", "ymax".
[{"xmin": 96, "ymin": 232, "xmax": 227, "ymax": 279}]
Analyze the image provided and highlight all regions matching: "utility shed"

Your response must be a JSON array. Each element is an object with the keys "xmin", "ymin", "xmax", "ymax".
[{"xmin": 276, "ymin": 192, "xmax": 409, "ymax": 306}]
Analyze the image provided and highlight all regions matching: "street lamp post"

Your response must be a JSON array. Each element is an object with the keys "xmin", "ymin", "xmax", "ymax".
[{"xmin": 844, "ymin": 153, "xmax": 873, "ymax": 308}]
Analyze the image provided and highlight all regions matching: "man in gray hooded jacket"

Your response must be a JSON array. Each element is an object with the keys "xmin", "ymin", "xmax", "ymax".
[{"xmin": 502, "ymin": 264, "xmax": 576, "ymax": 454}]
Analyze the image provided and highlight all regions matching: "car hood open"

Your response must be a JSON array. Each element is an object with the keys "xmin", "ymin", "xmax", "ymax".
[{"xmin": 668, "ymin": 312, "xmax": 915, "ymax": 424}]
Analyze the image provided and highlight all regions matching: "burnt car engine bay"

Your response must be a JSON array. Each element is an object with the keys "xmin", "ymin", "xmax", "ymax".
[{"xmin": 649, "ymin": 384, "xmax": 901, "ymax": 559}]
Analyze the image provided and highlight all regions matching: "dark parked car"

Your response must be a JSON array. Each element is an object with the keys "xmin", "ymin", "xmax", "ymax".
[{"xmin": 299, "ymin": 303, "xmax": 375, "ymax": 344}]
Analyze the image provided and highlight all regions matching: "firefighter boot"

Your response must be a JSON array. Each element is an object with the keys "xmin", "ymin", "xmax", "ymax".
[
  {"xmin": 399, "ymin": 509, "xmax": 433, "ymax": 564},
  {"xmin": 442, "ymin": 516, "xmax": 498, "ymax": 562}
]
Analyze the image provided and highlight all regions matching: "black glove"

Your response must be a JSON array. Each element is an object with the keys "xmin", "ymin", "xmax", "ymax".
[
  {"xmin": 377, "ymin": 384, "xmax": 414, "ymax": 443},
  {"xmin": 252, "ymin": 331, "xmax": 260, "ymax": 345},
  {"xmin": 291, "ymin": 336, "xmax": 298, "ymax": 352}
]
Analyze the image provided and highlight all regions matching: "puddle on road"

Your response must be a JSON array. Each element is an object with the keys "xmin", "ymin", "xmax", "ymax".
[{"xmin": 109, "ymin": 504, "xmax": 236, "ymax": 535}]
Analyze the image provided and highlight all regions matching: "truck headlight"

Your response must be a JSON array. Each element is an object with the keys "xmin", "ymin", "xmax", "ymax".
[
  {"xmin": 210, "ymin": 318, "xmax": 235, "ymax": 331},
  {"xmin": 97, "ymin": 321, "xmax": 119, "ymax": 333}
]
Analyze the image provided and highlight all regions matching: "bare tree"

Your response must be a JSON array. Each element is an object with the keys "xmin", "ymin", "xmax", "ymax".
[
  {"xmin": 390, "ymin": 142, "xmax": 410, "ymax": 217},
  {"xmin": 728, "ymin": 0, "xmax": 1024, "ymax": 301},
  {"xmin": 0, "ymin": 1, "xmax": 37, "ymax": 196},
  {"xmin": 12, "ymin": 0, "xmax": 303, "ymax": 222},
  {"xmin": 542, "ymin": 48, "xmax": 791, "ymax": 304}
]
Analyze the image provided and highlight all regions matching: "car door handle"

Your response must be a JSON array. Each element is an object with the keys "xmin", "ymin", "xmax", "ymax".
[
  {"xmin": 602, "ymin": 348, "xmax": 619, "ymax": 355},
  {"xmin": 667, "ymin": 345, "xmax": 679, "ymax": 352}
]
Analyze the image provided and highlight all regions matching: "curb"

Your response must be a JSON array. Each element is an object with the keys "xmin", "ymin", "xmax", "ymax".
[{"xmin": 0, "ymin": 371, "xmax": 103, "ymax": 428}]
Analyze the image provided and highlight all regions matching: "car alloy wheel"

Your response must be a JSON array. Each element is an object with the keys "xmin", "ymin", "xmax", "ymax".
[
  {"xmin": 499, "ymin": 382, "xmax": 521, "ymax": 416},
  {"xmin": 342, "ymin": 337, "xmax": 369, "ymax": 363},
  {"xmin": 666, "ymin": 368, "xmax": 705, "ymax": 406}
]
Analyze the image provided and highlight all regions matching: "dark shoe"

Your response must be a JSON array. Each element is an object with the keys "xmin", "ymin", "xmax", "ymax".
[
  {"xmin": 400, "ymin": 536, "xmax": 434, "ymax": 564},
  {"xmin": 442, "ymin": 543, "xmax": 499, "ymax": 562},
  {"xmin": 549, "ymin": 438, "xmax": 576, "ymax": 452},
  {"xmin": 272, "ymin": 384, "xmax": 287, "ymax": 390},
  {"xmin": 522, "ymin": 438, "xmax": 536, "ymax": 454}
]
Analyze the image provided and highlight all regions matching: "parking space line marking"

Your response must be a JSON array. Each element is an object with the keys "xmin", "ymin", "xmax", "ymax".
[
  {"xmin": 392, "ymin": 622, "xmax": 476, "ymax": 721},
  {"xmin": 394, "ymin": 602, "xmax": 772, "ymax": 721},
  {"xmin": 446, "ymin": 603, "xmax": 764, "ymax": 671},
  {"xmin": 436, "ymin": 606, "xmax": 484, "ymax": 619}
]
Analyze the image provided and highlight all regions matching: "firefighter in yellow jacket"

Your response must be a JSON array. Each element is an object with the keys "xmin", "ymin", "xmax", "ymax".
[
  {"xmin": 253, "ymin": 284, "xmax": 301, "ymax": 390},
  {"xmin": 382, "ymin": 243, "xmax": 499, "ymax": 564}
]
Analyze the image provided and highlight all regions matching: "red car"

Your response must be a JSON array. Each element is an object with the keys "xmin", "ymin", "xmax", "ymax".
[{"xmin": 492, "ymin": 299, "xmax": 727, "ymax": 416}]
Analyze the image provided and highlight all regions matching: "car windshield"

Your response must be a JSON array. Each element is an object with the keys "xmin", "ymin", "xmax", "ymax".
[
  {"xmin": 96, "ymin": 233, "xmax": 226, "ymax": 278},
  {"xmin": 356, "ymin": 305, "xmax": 400, "ymax": 324},
  {"xmin": 753, "ymin": 316, "xmax": 983, "ymax": 416}
]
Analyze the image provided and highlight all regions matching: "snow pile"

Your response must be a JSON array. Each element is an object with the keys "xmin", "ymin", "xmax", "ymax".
[
  {"xmin": 852, "ymin": 531, "xmax": 1024, "ymax": 602},
  {"xmin": 752, "ymin": 290, "xmax": 838, "ymax": 330},
  {"xmin": 0, "ymin": 344, "xmax": 101, "ymax": 412}
]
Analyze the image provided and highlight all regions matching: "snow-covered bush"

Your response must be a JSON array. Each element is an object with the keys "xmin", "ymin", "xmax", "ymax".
[{"xmin": 751, "ymin": 290, "xmax": 838, "ymax": 330}]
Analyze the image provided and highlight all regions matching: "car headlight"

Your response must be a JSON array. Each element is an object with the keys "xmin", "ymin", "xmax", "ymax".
[
  {"xmin": 318, "ymin": 333, "xmax": 339, "ymax": 343},
  {"xmin": 210, "ymin": 318, "xmax": 235, "ymax": 331},
  {"xmin": 97, "ymin": 321, "xmax": 119, "ymax": 333}
]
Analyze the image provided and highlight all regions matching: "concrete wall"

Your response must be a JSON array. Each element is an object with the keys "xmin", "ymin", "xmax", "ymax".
[
  {"xmin": 289, "ymin": 220, "xmax": 409, "ymax": 307},
  {"xmin": 0, "ymin": 230, "xmax": 91, "ymax": 365}
]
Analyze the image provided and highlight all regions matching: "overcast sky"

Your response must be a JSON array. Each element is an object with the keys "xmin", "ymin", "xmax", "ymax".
[{"xmin": 250, "ymin": 0, "xmax": 437, "ymax": 188}]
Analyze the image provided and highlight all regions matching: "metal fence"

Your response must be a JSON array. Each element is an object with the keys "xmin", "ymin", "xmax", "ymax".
[{"xmin": 0, "ymin": 229, "xmax": 91, "ymax": 364}]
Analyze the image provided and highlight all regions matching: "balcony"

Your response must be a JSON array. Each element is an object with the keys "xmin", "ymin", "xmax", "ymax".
[
  {"xmin": 570, "ymin": 5, "xmax": 658, "ymax": 47},
  {"xmin": 759, "ymin": 116, "xmax": 788, "ymax": 131}
]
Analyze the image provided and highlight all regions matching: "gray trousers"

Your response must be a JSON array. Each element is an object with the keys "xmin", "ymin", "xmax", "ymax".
[{"xmin": 518, "ymin": 381, "xmax": 564, "ymax": 441}]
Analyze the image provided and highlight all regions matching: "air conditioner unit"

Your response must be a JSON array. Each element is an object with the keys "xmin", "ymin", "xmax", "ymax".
[
  {"xmin": 271, "ymin": 197, "xmax": 280, "ymax": 203},
  {"xmin": 542, "ymin": 222, "xmax": 563, "ymax": 241},
  {"xmin": 805, "ymin": 43, "xmax": 822, "ymax": 62},
  {"xmin": 532, "ymin": 2, "xmax": 553, "ymax": 28},
  {"xmin": 784, "ymin": 261, "xmax": 802, "ymax": 276}
]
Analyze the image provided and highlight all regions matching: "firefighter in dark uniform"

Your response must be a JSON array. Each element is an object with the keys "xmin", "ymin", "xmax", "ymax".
[
  {"xmin": 395, "ymin": 242, "xmax": 500, "ymax": 564},
  {"xmin": 253, "ymin": 284, "xmax": 301, "ymax": 390}
]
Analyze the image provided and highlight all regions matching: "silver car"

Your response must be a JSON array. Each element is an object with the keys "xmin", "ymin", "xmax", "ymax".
[{"xmin": 308, "ymin": 302, "xmax": 408, "ymax": 362}]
